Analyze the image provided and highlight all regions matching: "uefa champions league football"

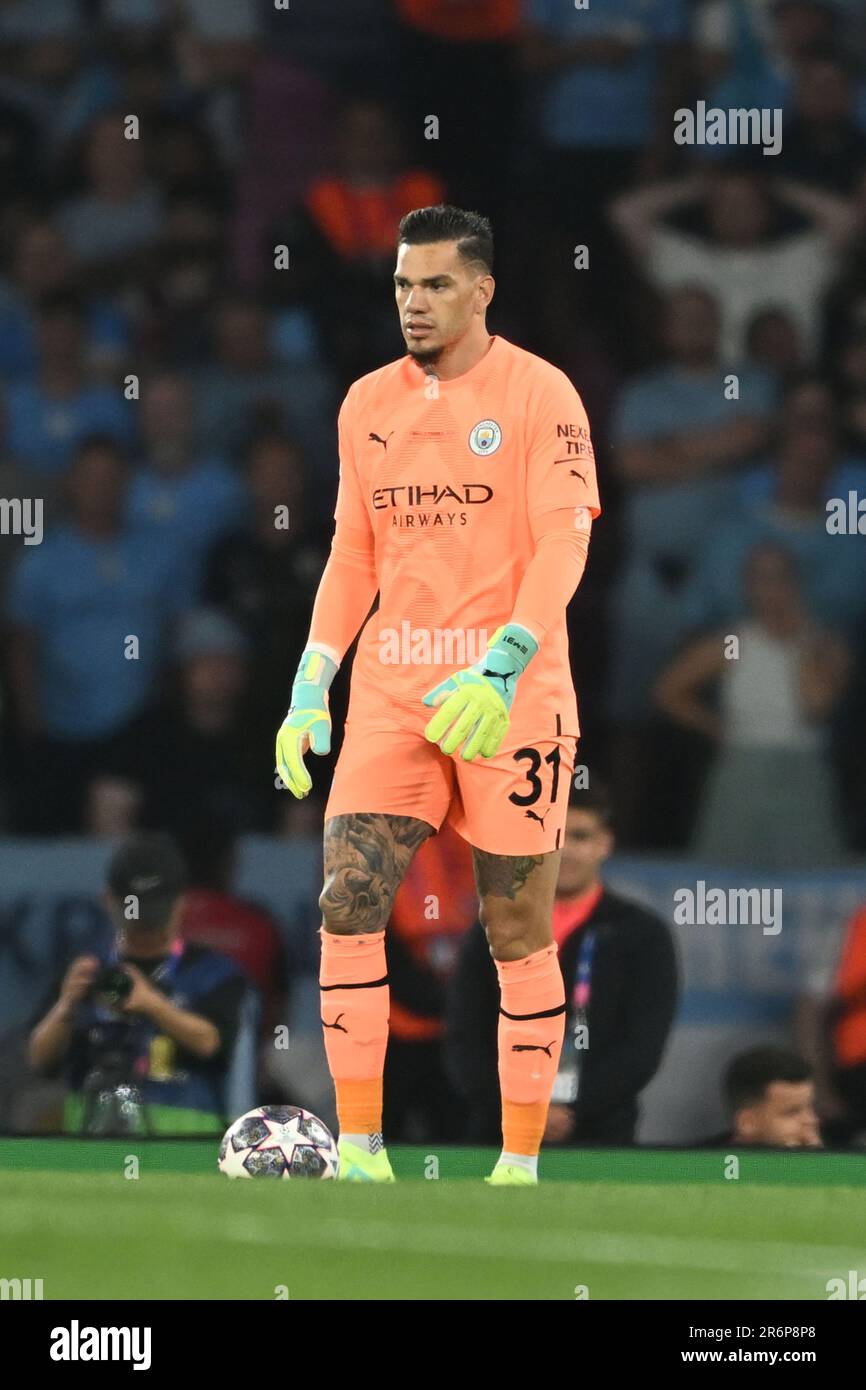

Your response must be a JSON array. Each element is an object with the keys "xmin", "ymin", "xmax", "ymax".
[{"xmin": 218, "ymin": 1105, "xmax": 339, "ymax": 1179}]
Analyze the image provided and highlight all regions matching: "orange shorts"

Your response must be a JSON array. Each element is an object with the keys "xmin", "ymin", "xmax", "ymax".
[{"xmin": 325, "ymin": 715, "xmax": 576, "ymax": 856}]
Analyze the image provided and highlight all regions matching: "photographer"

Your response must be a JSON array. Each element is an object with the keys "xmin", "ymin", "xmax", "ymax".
[{"xmin": 28, "ymin": 833, "xmax": 248, "ymax": 1135}]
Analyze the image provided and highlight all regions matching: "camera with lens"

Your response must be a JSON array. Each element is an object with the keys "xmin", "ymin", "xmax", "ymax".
[{"xmin": 92, "ymin": 965, "xmax": 133, "ymax": 1009}]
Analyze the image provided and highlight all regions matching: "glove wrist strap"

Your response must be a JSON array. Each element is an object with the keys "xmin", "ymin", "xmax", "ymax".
[
  {"xmin": 490, "ymin": 622, "xmax": 539, "ymax": 674},
  {"xmin": 291, "ymin": 647, "xmax": 338, "ymax": 699}
]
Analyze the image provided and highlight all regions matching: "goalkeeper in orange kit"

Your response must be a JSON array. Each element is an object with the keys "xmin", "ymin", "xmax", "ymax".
[{"xmin": 276, "ymin": 205, "xmax": 600, "ymax": 1183}]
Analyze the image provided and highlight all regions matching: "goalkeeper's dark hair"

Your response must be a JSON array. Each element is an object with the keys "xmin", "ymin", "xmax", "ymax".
[
  {"xmin": 397, "ymin": 205, "xmax": 493, "ymax": 275},
  {"xmin": 723, "ymin": 1046, "xmax": 811, "ymax": 1116}
]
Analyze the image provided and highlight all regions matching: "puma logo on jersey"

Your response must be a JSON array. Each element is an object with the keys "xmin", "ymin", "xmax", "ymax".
[
  {"xmin": 525, "ymin": 808, "xmax": 549, "ymax": 829},
  {"xmin": 369, "ymin": 431, "xmax": 394, "ymax": 450},
  {"xmin": 321, "ymin": 1013, "xmax": 348, "ymax": 1033},
  {"xmin": 569, "ymin": 469, "xmax": 587, "ymax": 484}
]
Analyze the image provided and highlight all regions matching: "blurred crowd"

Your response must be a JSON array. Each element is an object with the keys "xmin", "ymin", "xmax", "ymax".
[
  {"xmin": 0, "ymin": 0, "xmax": 865, "ymax": 862},
  {"xmin": 16, "ymin": 788, "xmax": 866, "ymax": 1149}
]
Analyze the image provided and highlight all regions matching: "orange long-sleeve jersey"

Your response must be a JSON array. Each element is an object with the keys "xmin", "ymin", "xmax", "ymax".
[{"xmin": 308, "ymin": 335, "xmax": 601, "ymax": 741}]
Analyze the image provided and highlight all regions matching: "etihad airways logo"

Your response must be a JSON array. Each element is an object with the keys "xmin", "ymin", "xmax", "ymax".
[{"xmin": 372, "ymin": 483, "xmax": 493, "ymax": 509}]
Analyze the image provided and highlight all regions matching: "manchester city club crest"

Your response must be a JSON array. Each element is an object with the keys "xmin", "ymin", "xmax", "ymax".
[{"xmin": 468, "ymin": 419, "xmax": 502, "ymax": 457}]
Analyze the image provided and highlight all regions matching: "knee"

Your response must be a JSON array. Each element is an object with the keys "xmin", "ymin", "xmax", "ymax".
[
  {"xmin": 318, "ymin": 879, "xmax": 389, "ymax": 937},
  {"xmin": 480, "ymin": 899, "xmax": 549, "ymax": 963}
]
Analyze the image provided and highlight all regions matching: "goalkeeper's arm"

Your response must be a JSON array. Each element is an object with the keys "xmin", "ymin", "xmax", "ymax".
[
  {"xmin": 509, "ymin": 510, "xmax": 592, "ymax": 647},
  {"xmin": 276, "ymin": 522, "xmax": 378, "ymax": 797}
]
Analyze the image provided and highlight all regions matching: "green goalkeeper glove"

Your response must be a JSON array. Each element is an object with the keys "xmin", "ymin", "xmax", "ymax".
[
  {"xmin": 422, "ymin": 623, "xmax": 539, "ymax": 761},
  {"xmin": 275, "ymin": 648, "xmax": 338, "ymax": 798}
]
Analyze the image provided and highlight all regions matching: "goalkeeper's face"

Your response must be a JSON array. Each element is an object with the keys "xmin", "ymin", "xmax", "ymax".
[{"xmin": 395, "ymin": 240, "xmax": 492, "ymax": 367}]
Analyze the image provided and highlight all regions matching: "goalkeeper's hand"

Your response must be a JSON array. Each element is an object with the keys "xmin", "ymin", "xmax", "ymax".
[
  {"xmin": 275, "ymin": 648, "xmax": 338, "ymax": 798},
  {"xmin": 422, "ymin": 623, "xmax": 539, "ymax": 762}
]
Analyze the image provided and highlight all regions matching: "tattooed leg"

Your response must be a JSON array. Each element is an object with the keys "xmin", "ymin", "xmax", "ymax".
[
  {"xmin": 473, "ymin": 847, "xmax": 562, "ymax": 961},
  {"xmin": 318, "ymin": 814, "xmax": 432, "ymax": 1151},
  {"xmin": 476, "ymin": 847, "xmax": 567, "ymax": 1162},
  {"xmin": 320, "ymin": 813, "xmax": 434, "ymax": 935}
]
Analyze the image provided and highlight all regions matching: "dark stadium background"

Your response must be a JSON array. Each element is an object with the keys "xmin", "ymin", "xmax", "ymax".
[{"xmin": 1, "ymin": 0, "xmax": 866, "ymax": 1149}]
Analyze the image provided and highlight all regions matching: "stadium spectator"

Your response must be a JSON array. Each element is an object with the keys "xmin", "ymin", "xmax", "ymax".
[
  {"xmin": 4, "ymin": 435, "xmax": 183, "ymax": 834},
  {"xmin": 192, "ymin": 290, "xmax": 334, "ymax": 473},
  {"xmin": 446, "ymin": 785, "xmax": 679, "ymax": 1146},
  {"xmin": 738, "ymin": 371, "xmax": 866, "ymax": 503},
  {"xmin": 177, "ymin": 0, "xmax": 261, "ymax": 108},
  {"xmin": 823, "ymin": 172, "xmax": 866, "ymax": 348},
  {"xmin": 397, "ymin": 0, "xmax": 518, "ymax": 43},
  {"xmin": 692, "ymin": 0, "xmax": 853, "ymax": 120},
  {"xmin": 143, "ymin": 190, "xmax": 228, "ymax": 366},
  {"xmin": 686, "ymin": 413, "xmax": 866, "ymax": 635},
  {"xmin": 0, "ymin": 218, "xmax": 129, "ymax": 382},
  {"xmin": 264, "ymin": 0, "xmax": 397, "ymax": 85},
  {"xmin": 523, "ymin": 0, "xmax": 687, "ymax": 180},
  {"xmin": 607, "ymin": 285, "xmax": 776, "ymax": 735},
  {"xmin": 127, "ymin": 371, "xmax": 247, "ymax": 602},
  {"xmin": 700, "ymin": 1045, "xmax": 822, "ymax": 1148},
  {"xmin": 383, "ymin": 822, "xmax": 479, "ymax": 1143},
  {"xmin": 814, "ymin": 900, "xmax": 866, "ymax": 1141},
  {"xmin": 231, "ymin": 53, "xmax": 334, "ymax": 288},
  {"xmin": 289, "ymin": 96, "xmax": 445, "ymax": 385},
  {"xmin": 692, "ymin": 0, "xmax": 779, "ymax": 105},
  {"xmin": 837, "ymin": 324, "xmax": 866, "ymax": 398},
  {"xmin": 779, "ymin": 54, "xmax": 866, "ymax": 192},
  {"xmin": 301, "ymin": 95, "xmax": 443, "ymax": 266},
  {"xmin": 1, "ymin": 288, "xmax": 134, "ymax": 475},
  {"xmin": 522, "ymin": 0, "xmax": 688, "ymax": 359},
  {"xmin": 656, "ymin": 542, "xmax": 850, "ymax": 867},
  {"xmin": 745, "ymin": 306, "xmax": 805, "ymax": 380},
  {"xmin": 832, "ymin": 327, "xmax": 866, "ymax": 461},
  {"xmin": 203, "ymin": 431, "xmax": 330, "ymax": 740},
  {"xmin": 27, "ymin": 833, "xmax": 248, "ymax": 1135},
  {"xmin": 841, "ymin": 383, "xmax": 866, "ymax": 463},
  {"xmin": 57, "ymin": 109, "xmax": 165, "ymax": 284},
  {"xmin": 395, "ymin": 0, "xmax": 520, "ymax": 226},
  {"xmin": 88, "ymin": 608, "xmax": 274, "ymax": 840},
  {"xmin": 610, "ymin": 167, "xmax": 856, "ymax": 362},
  {"xmin": 147, "ymin": 114, "xmax": 228, "ymax": 207},
  {"xmin": 0, "ymin": 0, "xmax": 121, "ymax": 170},
  {"xmin": 176, "ymin": 815, "xmax": 288, "ymax": 1043},
  {"xmin": 101, "ymin": 0, "xmax": 166, "ymax": 40}
]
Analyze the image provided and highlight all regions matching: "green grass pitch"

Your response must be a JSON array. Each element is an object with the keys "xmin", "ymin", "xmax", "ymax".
[{"xmin": 2, "ymin": 1141, "xmax": 865, "ymax": 1300}]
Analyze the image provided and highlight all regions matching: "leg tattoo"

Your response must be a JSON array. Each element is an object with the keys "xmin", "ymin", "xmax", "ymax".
[
  {"xmin": 473, "ymin": 850, "xmax": 546, "ymax": 902},
  {"xmin": 321, "ymin": 813, "xmax": 433, "ymax": 933}
]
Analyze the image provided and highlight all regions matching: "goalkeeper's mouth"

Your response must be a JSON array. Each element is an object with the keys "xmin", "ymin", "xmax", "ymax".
[{"xmin": 405, "ymin": 319, "xmax": 434, "ymax": 340}]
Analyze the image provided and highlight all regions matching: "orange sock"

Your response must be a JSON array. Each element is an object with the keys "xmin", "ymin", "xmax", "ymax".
[
  {"xmin": 319, "ymin": 927, "xmax": 389, "ymax": 1136},
  {"xmin": 496, "ymin": 944, "xmax": 566, "ymax": 1157}
]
